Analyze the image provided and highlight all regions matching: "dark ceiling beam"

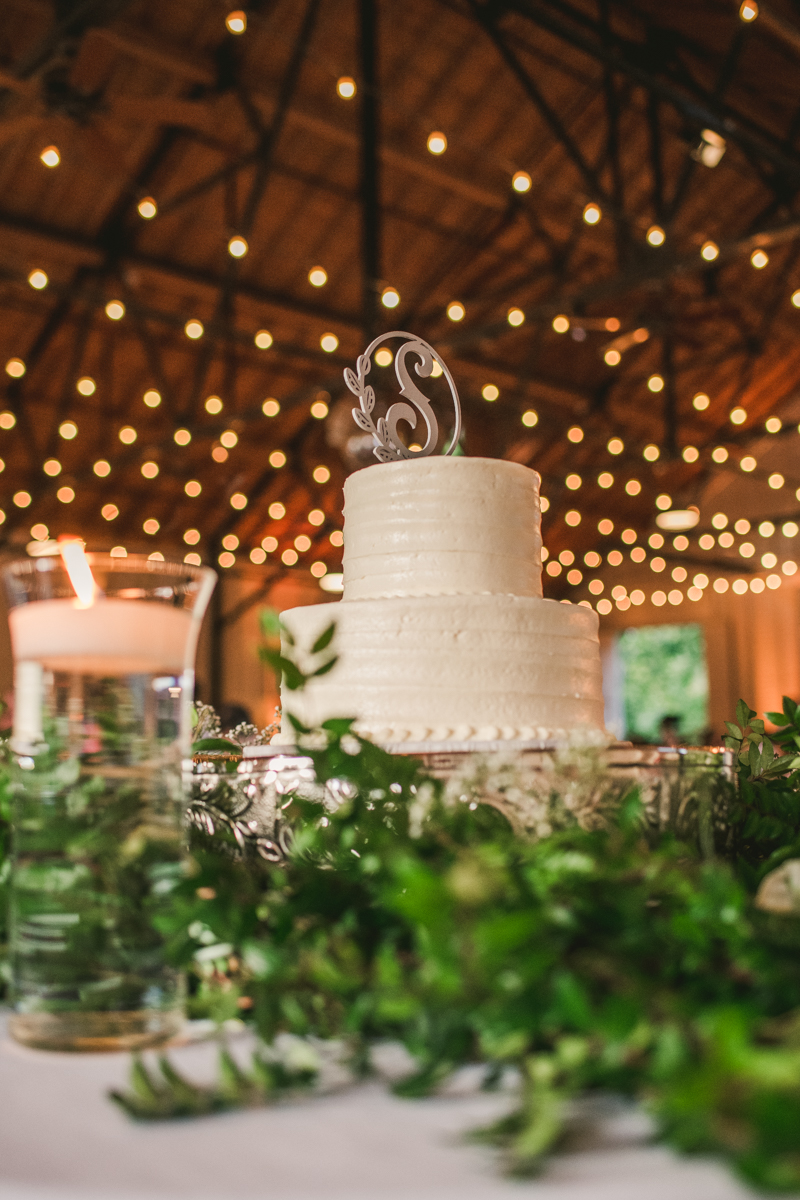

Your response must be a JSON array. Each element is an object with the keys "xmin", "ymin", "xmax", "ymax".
[{"xmin": 502, "ymin": 0, "xmax": 800, "ymax": 183}]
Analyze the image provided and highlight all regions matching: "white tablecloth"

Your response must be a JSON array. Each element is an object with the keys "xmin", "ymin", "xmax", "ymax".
[{"xmin": 0, "ymin": 1014, "xmax": 755, "ymax": 1200}]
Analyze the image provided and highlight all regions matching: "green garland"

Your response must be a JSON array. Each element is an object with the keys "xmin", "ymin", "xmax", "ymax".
[{"xmin": 7, "ymin": 673, "xmax": 800, "ymax": 1189}]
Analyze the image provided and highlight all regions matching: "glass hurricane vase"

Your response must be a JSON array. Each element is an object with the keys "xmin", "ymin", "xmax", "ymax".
[{"xmin": 3, "ymin": 554, "xmax": 215, "ymax": 1051}]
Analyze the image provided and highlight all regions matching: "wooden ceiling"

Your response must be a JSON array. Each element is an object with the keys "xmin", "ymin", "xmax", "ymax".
[{"xmin": 2, "ymin": 0, "xmax": 800, "ymax": 607}]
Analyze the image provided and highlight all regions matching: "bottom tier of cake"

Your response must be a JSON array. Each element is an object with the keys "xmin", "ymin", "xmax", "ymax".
[{"xmin": 278, "ymin": 593, "xmax": 605, "ymax": 743}]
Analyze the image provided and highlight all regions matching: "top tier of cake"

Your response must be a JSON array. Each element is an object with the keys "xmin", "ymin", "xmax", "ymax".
[{"xmin": 342, "ymin": 456, "xmax": 542, "ymax": 601}]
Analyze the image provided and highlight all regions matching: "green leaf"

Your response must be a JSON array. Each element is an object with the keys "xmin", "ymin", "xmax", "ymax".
[
  {"xmin": 312, "ymin": 655, "xmax": 338, "ymax": 678},
  {"xmin": 192, "ymin": 737, "xmax": 241, "ymax": 754},
  {"xmin": 321, "ymin": 717, "xmax": 356, "ymax": 735},
  {"xmin": 766, "ymin": 712, "xmax": 790, "ymax": 726},
  {"xmin": 749, "ymin": 719, "xmax": 765, "ymax": 735},
  {"xmin": 736, "ymin": 699, "xmax": 753, "ymax": 727},
  {"xmin": 785, "ymin": 696, "xmax": 798, "ymax": 720},
  {"xmin": 259, "ymin": 607, "xmax": 282, "ymax": 639},
  {"xmin": 287, "ymin": 711, "xmax": 311, "ymax": 734},
  {"xmin": 724, "ymin": 722, "xmax": 742, "ymax": 739},
  {"xmin": 311, "ymin": 622, "xmax": 336, "ymax": 654}
]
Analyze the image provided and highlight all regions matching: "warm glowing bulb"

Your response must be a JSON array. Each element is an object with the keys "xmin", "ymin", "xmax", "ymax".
[
  {"xmin": 220, "ymin": 430, "xmax": 238, "ymax": 448},
  {"xmin": 313, "ymin": 465, "xmax": 330, "ymax": 483},
  {"xmin": 228, "ymin": 235, "xmax": 248, "ymax": 258},
  {"xmin": 76, "ymin": 376, "xmax": 95, "ymax": 396},
  {"xmin": 174, "ymin": 428, "xmax": 191, "ymax": 445},
  {"xmin": 205, "ymin": 395, "xmax": 223, "ymax": 414},
  {"xmin": 185, "ymin": 480, "xmax": 202, "ymax": 497},
  {"xmin": 308, "ymin": 266, "xmax": 327, "ymax": 287},
  {"xmin": 311, "ymin": 400, "xmax": 329, "ymax": 419},
  {"xmin": 5, "ymin": 358, "xmax": 25, "ymax": 378},
  {"xmin": 607, "ymin": 437, "xmax": 624, "ymax": 454},
  {"xmin": 604, "ymin": 349, "xmax": 621, "ymax": 366},
  {"xmin": 262, "ymin": 398, "xmax": 280, "ymax": 416},
  {"xmin": 643, "ymin": 444, "xmax": 660, "ymax": 461},
  {"xmin": 374, "ymin": 348, "xmax": 393, "ymax": 366},
  {"xmin": 230, "ymin": 492, "xmax": 248, "ymax": 509},
  {"xmin": 225, "ymin": 9, "xmax": 246, "ymax": 33},
  {"xmin": 507, "ymin": 307, "xmax": 525, "ymax": 327},
  {"xmin": 320, "ymin": 333, "xmax": 339, "ymax": 352},
  {"xmin": 28, "ymin": 269, "xmax": 48, "ymax": 290},
  {"xmin": 693, "ymin": 392, "xmax": 710, "ymax": 410},
  {"xmin": 141, "ymin": 461, "xmax": 159, "ymax": 478},
  {"xmin": 730, "ymin": 406, "xmax": 747, "ymax": 425},
  {"xmin": 137, "ymin": 196, "xmax": 157, "ymax": 219},
  {"xmin": 552, "ymin": 315, "xmax": 570, "ymax": 333},
  {"xmin": 751, "ymin": 249, "xmax": 768, "ymax": 269},
  {"xmin": 381, "ymin": 286, "xmax": 400, "ymax": 308},
  {"xmin": 646, "ymin": 225, "xmax": 665, "ymax": 246},
  {"xmin": 105, "ymin": 299, "xmax": 125, "ymax": 320},
  {"xmin": 308, "ymin": 509, "xmax": 325, "ymax": 526},
  {"xmin": 336, "ymin": 76, "xmax": 356, "ymax": 99},
  {"xmin": 567, "ymin": 425, "xmax": 584, "ymax": 443},
  {"xmin": 447, "ymin": 301, "xmax": 465, "ymax": 322},
  {"xmin": 583, "ymin": 202, "xmax": 601, "ymax": 224},
  {"xmin": 270, "ymin": 450, "xmax": 287, "ymax": 468},
  {"xmin": 119, "ymin": 425, "xmax": 137, "ymax": 444},
  {"xmin": 521, "ymin": 410, "xmax": 538, "ymax": 427},
  {"xmin": 739, "ymin": 0, "xmax": 758, "ymax": 20},
  {"xmin": 185, "ymin": 319, "xmax": 204, "ymax": 339},
  {"xmin": 183, "ymin": 529, "xmax": 201, "ymax": 546},
  {"xmin": 792, "ymin": 290, "xmax": 800, "ymax": 308},
  {"xmin": 56, "ymin": 486, "xmax": 74, "ymax": 504},
  {"xmin": 427, "ymin": 131, "xmax": 447, "ymax": 155},
  {"xmin": 766, "ymin": 416, "xmax": 782, "ymax": 433},
  {"xmin": 255, "ymin": 329, "xmax": 273, "ymax": 349},
  {"xmin": 701, "ymin": 240, "xmax": 719, "ymax": 261},
  {"xmin": 0, "ymin": 412, "xmax": 14, "ymax": 429},
  {"xmin": 512, "ymin": 170, "xmax": 531, "ymax": 193},
  {"xmin": 43, "ymin": 458, "xmax": 61, "ymax": 476},
  {"xmin": 40, "ymin": 145, "xmax": 60, "ymax": 168},
  {"xmin": 648, "ymin": 374, "xmax": 664, "ymax": 392},
  {"xmin": 59, "ymin": 420, "xmax": 78, "ymax": 439},
  {"xmin": 222, "ymin": 534, "xmax": 239, "ymax": 551},
  {"xmin": 143, "ymin": 518, "xmax": 160, "ymax": 534},
  {"xmin": 93, "ymin": 460, "xmax": 110, "ymax": 477},
  {"xmin": 102, "ymin": 504, "xmax": 118, "ymax": 521}
]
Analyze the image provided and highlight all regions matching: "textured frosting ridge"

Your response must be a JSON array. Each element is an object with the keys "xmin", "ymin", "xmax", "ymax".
[{"xmin": 343, "ymin": 456, "xmax": 542, "ymax": 601}]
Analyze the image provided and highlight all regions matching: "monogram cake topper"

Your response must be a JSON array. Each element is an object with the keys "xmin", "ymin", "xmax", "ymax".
[{"xmin": 344, "ymin": 331, "xmax": 461, "ymax": 463}]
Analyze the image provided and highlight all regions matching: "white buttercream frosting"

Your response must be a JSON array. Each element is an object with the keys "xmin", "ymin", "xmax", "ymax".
[{"xmin": 342, "ymin": 456, "xmax": 542, "ymax": 601}]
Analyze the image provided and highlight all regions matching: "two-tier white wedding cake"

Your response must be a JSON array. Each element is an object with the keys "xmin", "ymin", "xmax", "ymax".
[{"xmin": 279, "ymin": 454, "xmax": 605, "ymax": 744}]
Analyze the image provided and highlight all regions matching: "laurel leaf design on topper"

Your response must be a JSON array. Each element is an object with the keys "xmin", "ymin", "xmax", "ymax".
[{"xmin": 344, "ymin": 332, "xmax": 462, "ymax": 463}]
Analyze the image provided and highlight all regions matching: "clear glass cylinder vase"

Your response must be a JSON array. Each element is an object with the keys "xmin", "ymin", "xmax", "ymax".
[{"xmin": 3, "ymin": 552, "xmax": 215, "ymax": 1051}]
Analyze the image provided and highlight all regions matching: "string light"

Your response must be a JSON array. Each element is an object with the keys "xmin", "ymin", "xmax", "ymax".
[
  {"xmin": 447, "ymin": 301, "xmax": 465, "ymax": 321},
  {"xmin": 105, "ymin": 300, "xmax": 125, "ymax": 320},
  {"xmin": 230, "ymin": 492, "xmax": 247, "ymax": 509},
  {"xmin": 313, "ymin": 465, "xmax": 330, "ymax": 483},
  {"xmin": 143, "ymin": 519, "xmax": 160, "ymax": 534},
  {"xmin": 769, "ymin": 472, "xmax": 785, "ymax": 489},
  {"xmin": 220, "ymin": 430, "xmax": 238, "ymax": 448},
  {"xmin": 693, "ymin": 393, "xmax": 710, "ymax": 410},
  {"xmin": 222, "ymin": 535, "xmax": 239, "ymax": 551},
  {"xmin": 263, "ymin": 398, "xmax": 280, "ymax": 416},
  {"xmin": 566, "ymin": 473, "xmax": 582, "ymax": 490},
  {"xmin": 59, "ymin": 420, "xmax": 78, "ymax": 439},
  {"xmin": 262, "ymin": 536, "xmax": 279, "ymax": 552},
  {"xmin": 336, "ymin": 76, "xmax": 356, "ymax": 99},
  {"xmin": 682, "ymin": 446, "xmax": 699, "ymax": 462},
  {"xmin": 270, "ymin": 450, "xmax": 286, "ymax": 468},
  {"xmin": 255, "ymin": 329, "xmax": 273, "ymax": 349},
  {"xmin": 141, "ymin": 461, "xmax": 159, "ymax": 478},
  {"xmin": 13, "ymin": 491, "xmax": 31, "ymax": 507},
  {"xmin": 184, "ymin": 529, "xmax": 200, "ymax": 544},
  {"xmin": 701, "ymin": 240, "xmax": 719, "ymax": 261},
  {"xmin": 552, "ymin": 315, "xmax": 570, "ymax": 333},
  {"xmin": 643, "ymin": 444, "xmax": 660, "ymax": 461},
  {"xmin": 597, "ymin": 598, "xmax": 612, "ymax": 614},
  {"xmin": 57, "ymin": 486, "xmax": 74, "ymax": 503},
  {"xmin": 712, "ymin": 446, "xmax": 728, "ymax": 462},
  {"xmin": 250, "ymin": 547, "xmax": 267, "ymax": 564},
  {"xmin": 30, "ymin": 523, "xmax": 48, "ymax": 540},
  {"xmin": 567, "ymin": 425, "xmax": 584, "ymax": 443},
  {"xmin": 507, "ymin": 307, "xmax": 525, "ymax": 326},
  {"xmin": 143, "ymin": 389, "xmax": 161, "ymax": 408},
  {"xmin": 311, "ymin": 561, "xmax": 327, "ymax": 577},
  {"xmin": 607, "ymin": 437, "xmax": 624, "ymax": 454},
  {"xmin": 375, "ymin": 348, "xmax": 393, "ymax": 366},
  {"xmin": 137, "ymin": 197, "xmax": 157, "ymax": 219},
  {"xmin": 185, "ymin": 319, "xmax": 204, "ymax": 339},
  {"xmin": 604, "ymin": 349, "xmax": 621, "ymax": 366},
  {"xmin": 225, "ymin": 10, "xmax": 246, "ymax": 33},
  {"xmin": 512, "ymin": 170, "xmax": 532, "ymax": 193},
  {"xmin": 185, "ymin": 480, "xmax": 202, "ymax": 497},
  {"xmin": 760, "ymin": 521, "xmax": 775, "ymax": 535},
  {"xmin": 598, "ymin": 472, "xmax": 613, "ymax": 488},
  {"xmin": 585, "ymin": 551, "xmax": 602, "ymax": 568},
  {"xmin": 521, "ymin": 410, "xmax": 538, "ymax": 427},
  {"xmin": 282, "ymin": 548, "xmax": 299, "ymax": 565},
  {"xmin": 427, "ymin": 132, "xmax": 447, "ymax": 155},
  {"xmin": 212, "ymin": 445, "xmax": 227, "ymax": 461},
  {"xmin": 656, "ymin": 493, "xmax": 672, "ymax": 510},
  {"xmin": 43, "ymin": 458, "xmax": 61, "ymax": 476},
  {"xmin": 751, "ymin": 249, "xmax": 768, "ymax": 269},
  {"xmin": 320, "ymin": 333, "xmax": 339, "ymax": 352},
  {"xmin": 482, "ymin": 384, "xmax": 499, "ymax": 402},
  {"xmin": 94, "ymin": 460, "xmax": 110, "ymax": 476},
  {"xmin": 28, "ymin": 269, "xmax": 48, "ymax": 290},
  {"xmin": 784, "ymin": 561, "xmax": 798, "ymax": 575},
  {"xmin": 295, "ymin": 534, "xmax": 311, "ymax": 552},
  {"xmin": 308, "ymin": 266, "xmax": 327, "ymax": 287},
  {"xmin": 598, "ymin": 519, "xmax": 614, "ymax": 534},
  {"xmin": 565, "ymin": 510, "xmax": 581, "ymax": 526},
  {"xmin": 792, "ymin": 290, "xmax": 800, "ymax": 308},
  {"xmin": 205, "ymin": 395, "xmax": 223, "ymax": 414},
  {"xmin": 739, "ymin": 0, "xmax": 758, "ymax": 20},
  {"xmin": 735, "ymin": 518, "xmax": 751, "ymax": 534},
  {"xmin": 381, "ymin": 287, "xmax": 400, "ymax": 308},
  {"xmin": 5, "ymin": 358, "xmax": 25, "ymax": 378},
  {"xmin": 174, "ymin": 429, "xmax": 191, "ymax": 445},
  {"xmin": 228, "ymin": 235, "xmax": 248, "ymax": 258},
  {"xmin": 110, "ymin": 546, "xmax": 127, "ymax": 558},
  {"xmin": 40, "ymin": 146, "xmax": 60, "ymax": 168},
  {"xmin": 308, "ymin": 509, "xmax": 325, "ymax": 526},
  {"xmin": 783, "ymin": 522, "xmax": 799, "ymax": 536},
  {"xmin": 647, "ymin": 374, "xmax": 664, "ymax": 392},
  {"xmin": 269, "ymin": 502, "xmax": 286, "ymax": 519},
  {"xmin": 76, "ymin": 376, "xmax": 95, "ymax": 396},
  {"xmin": 766, "ymin": 416, "xmax": 782, "ymax": 432},
  {"xmin": 740, "ymin": 456, "xmax": 757, "ymax": 472},
  {"xmin": 625, "ymin": 479, "xmax": 642, "ymax": 495},
  {"xmin": 118, "ymin": 426, "xmax": 136, "ymax": 444},
  {"xmin": 311, "ymin": 399, "xmax": 329, "ymax": 418},
  {"xmin": 218, "ymin": 551, "xmax": 236, "ymax": 568},
  {"xmin": 646, "ymin": 225, "xmax": 665, "ymax": 246},
  {"xmin": 583, "ymin": 202, "xmax": 601, "ymax": 224}
]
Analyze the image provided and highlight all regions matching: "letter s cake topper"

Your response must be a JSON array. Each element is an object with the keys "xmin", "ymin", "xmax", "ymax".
[{"xmin": 344, "ymin": 331, "xmax": 461, "ymax": 463}]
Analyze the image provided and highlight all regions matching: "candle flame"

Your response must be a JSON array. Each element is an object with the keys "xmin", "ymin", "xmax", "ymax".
[{"xmin": 58, "ymin": 537, "xmax": 96, "ymax": 607}]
